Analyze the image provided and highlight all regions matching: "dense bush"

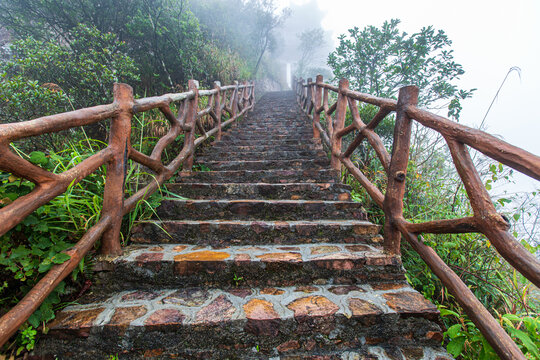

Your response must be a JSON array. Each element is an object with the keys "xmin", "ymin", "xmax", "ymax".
[{"xmin": 3, "ymin": 24, "xmax": 139, "ymax": 109}]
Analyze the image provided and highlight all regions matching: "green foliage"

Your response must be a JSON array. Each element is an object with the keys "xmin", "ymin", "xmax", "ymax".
[
  {"xmin": 0, "ymin": 127, "xmax": 166, "ymax": 353},
  {"xmin": 0, "ymin": 0, "xmax": 282, "ymax": 90},
  {"xmin": 0, "ymin": 72, "xmax": 70, "ymax": 123},
  {"xmin": 3, "ymin": 24, "xmax": 139, "ymax": 109},
  {"xmin": 442, "ymin": 308, "xmax": 540, "ymax": 359},
  {"xmin": 0, "ymin": 145, "xmax": 102, "ymax": 333},
  {"xmin": 16, "ymin": 325, "xmax": 37, "ymax": 355},
  {"xmin": 328, "ymin": 19, "xmax": 475, "ymax": 117}
]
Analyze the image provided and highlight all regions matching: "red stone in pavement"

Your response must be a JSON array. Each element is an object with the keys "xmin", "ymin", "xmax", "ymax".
[
  {"xmin": 345, "ymin": 245, "xmax": 371, "ymax": 252},
  {"xmin": 108, "ymin": 306, "xmax": 147, "ymax": 326},
  {"xmin": 135, "ymin": 252, "xmax": 163, "ymax": 263},
  {"xmin": 383, "ymin": 292, "xmax": 438, "ymax": 318},
  {"xmin": 426, "ymin": 331, "xmax": 444, "ymax": 342},
  {"xmin": 286, "ymin": 296, "xmax": 339, "ymax": 318},
  {"xmin": 348, "ymin": 298, "xmax": 383, "ymax": 323},
  {"xmin": 162, "ymin": 288, "xmax": 211, "ymax": 307},
  {"xmin": 243, "ymin": 299, "xmax": 281, "ymax": 336},
  {"xmin": 313, "ymin": 253, "xmax": 359, "ymax": 270},
  {"xmin": 237, "ymin": 246, "xmax": 269, "ymax": 252},
  {"xmin": 310, "ymin": 245, "xmax": 341, "ymax": 255},
  {"xmin": 195, "ymin": 295, "xmax": 236, "ymax": 324},
  {"xmin": 227, "ymin": 288, "xmax": 252, "ymax": 298},
  {"xmin": 295, "ymin": 286, "xmax": 319, "ymax": 293},
  {"xmin": 252, "ymin": 222, "xmax": 270, "ymax": 234},
  {"xmin": 277, "ymin": 339, "xmax": 300, "ymax": 352},
  {"xmin": 365, "ymin": 255, "xmax": 400, "ymax": 266},
  {"xmin": 256, "ymin": 252, "xmax": 302, "ymax": 262},
  {"xmin": 144, "ymin": 309, "xmax": 185, "ymax": 327},
  {"xmin": 278, "ymin": 246, "xmax": 301, "ymax": 251},
  {"xmin": 49, "ymin": 308, "xmax": 104, "ymax": 330},
  {"xmin": 260, "ymin": 287, "xmax": 285, "ymax": 295},
  {"xmin": 328, "ymin": 285, "xmax": 363, "ymax": 295},
  {"xmin": 312, "ymin": 252, "xmax": 359, "ymax": 260},
  {"xmin": 274, "ymin": 221, "xmax": 290, "ymax": 229},
  {"xmin": 371, "ymin": 282, "xmax": 408, "ymax": 291},
  {"xmin": 121, "ymin": 290, "xmax": 161, "ymax": 302},
  {"xmin": 337, "ymin": 193, "xmax": 350, "ymax": 201},
  {"xmin": 147, "ymin": 246, "xmax": 164, "ymax": 252},
  {"xmin": 234, "ymin": 253, "xmax": 251, "ymax": 263},
  {"xmin": 173, "ymin": 245, "xmax": 188, "ymax": 252}
]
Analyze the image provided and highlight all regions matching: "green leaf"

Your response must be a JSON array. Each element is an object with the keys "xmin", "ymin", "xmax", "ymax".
[
  {"xmin": 508, "ymin": 327, "xmax": 540, "ymax": 358},
  {"xmin": 446, "ymin": 324, "xmax": 462, "ymax": 338},
  {"xmin": 447, "ymin": 335, "xmax": 466, "ymax": 357},
  {"xmin": 51, "ymin": 253, "xmax": 71, "ymax": 264},
  {"xmin": 27, "ymin": 312, "xmax": 40, "ymax": 328},
  {"xmin": 29, "ymin": 151, "xmax": 48, "ymax": 166}
]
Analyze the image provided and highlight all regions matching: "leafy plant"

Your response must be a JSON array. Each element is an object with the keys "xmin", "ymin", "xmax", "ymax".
[{"xmin": 232, "ymin": 273, "xmax": 244, "ymax": 287}]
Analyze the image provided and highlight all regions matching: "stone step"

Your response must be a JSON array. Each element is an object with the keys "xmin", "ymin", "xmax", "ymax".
[
  {"xmin": 155, "ymin": 199, "xmax": 366, "ymax": 221},
  {"xmin": 233, "ymin": 121, "xmax": 308, "ymax": 126},
  {"xmin": 195, "ymin": 158, "xmax": 329, "ymax": 171},
  {"xmin": 197, "ymin": 149, "xmax": 328, "ymax": 161},
  {"xmin": 93, "ymin": 243, "xmax": 404, "ymax": 291},
  {"xmin": 220, "ymin": 134, "xmax": 316, "ymax": 141},
  {"xmin": 207, "ymin": 143, "xmax": 322, "ymax": 152},
  {"xmin": 36, "ymin": 284, "xmax": 445, "ymax": 359},
  {"xmin": 130, "ymin": 219, "xmax": 381, "ymax": 246},
  {"xmin": 222, "ymin": 132, "xmax": 314, "ymax": 139},
  {"xmin": 164, "ymin": 182, "xmax": 349, "ymax": 200},
  {"xmin": 176, "ymin": 169, "xmax": 338, "ymax": 183},
  {"xmin": 212, "ymin": 138, "xmax": 321, "ymax": 146},
  {"xmin": 226, "ymin": 129, "xmax": 313, "ymax": 135}
]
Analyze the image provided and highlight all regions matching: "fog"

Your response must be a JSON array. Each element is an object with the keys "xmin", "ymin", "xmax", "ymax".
[{"xmin": 275, "ymin": 0, "xmax": 539, "ymax": 194}]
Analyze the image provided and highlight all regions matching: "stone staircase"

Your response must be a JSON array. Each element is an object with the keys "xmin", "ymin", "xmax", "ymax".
[{"xmin": 36, "ymin": 92, "xmax": 451, "ymax": 359}]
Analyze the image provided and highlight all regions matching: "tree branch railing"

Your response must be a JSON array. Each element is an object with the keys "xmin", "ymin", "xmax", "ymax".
[
  {"xmin": 294, "ymin": 75, "xmax": 540, "ymax": 360},
  {"xmin": 0, "ymin": 79, "xmax": 255, "ymax": 346}
]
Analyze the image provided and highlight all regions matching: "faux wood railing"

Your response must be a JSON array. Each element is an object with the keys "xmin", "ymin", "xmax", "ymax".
[
  {"xmin": 0, "ymin": 79, "xmax": 255, "ymax": 346},
  {"xmin": 295, "ymin": 75, "xmax": 540, "ymax": 360}
]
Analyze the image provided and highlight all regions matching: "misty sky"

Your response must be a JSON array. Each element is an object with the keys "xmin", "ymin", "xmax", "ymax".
[{"xmin": 277, "ymin": 0, "xmax": 540, "ymax": 193}]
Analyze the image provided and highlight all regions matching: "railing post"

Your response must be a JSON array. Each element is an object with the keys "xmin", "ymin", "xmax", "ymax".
[
  {"xmin": 312, "ymin": 75, "xmax": 323, "ymax": 139},
  {"xmin": 231, "ymin": 80, "xmax": 239, "ymax": 119},
  {"xmin": 181, "ymin": 79, "xmax": 199, "ymax": 172},
  {"xmin": 213, "ymin": 81, "xmax": 222, "ymax": 141},
  {"xmin": 100, "ymin": 83, "xmax": 134, "ymax": 256},
  {"xmin": 243, "ymin": 81, "xmax": 250, "ymax": 108},
  {"xmin": 306, "ymin": 77, "xmax": 313, "ymax": 114},
  {"xmin": 302, "ymin": 79, "xmax": 308, "ymax": 110},
  {"xmin": 383, "ymin": 85, "xmax": 419, "ymax": 254},
  {"xmin": 250, "ymin": 81, "xmax": 255, "ymax": 106},
  {"xmin": 331, "ymin": 78, "xmax": 349, "ymax": 171}
]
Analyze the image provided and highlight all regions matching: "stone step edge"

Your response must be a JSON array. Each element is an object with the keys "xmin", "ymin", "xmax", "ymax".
[
  {"xmin": 133, "ymin": 219, "xmax": 379, "ymax": 233},
  {"xmin": 158, "ymin": 198, "xmax": 361, "ymax": 205},
  {"xmin": 47, "ymin": 282, "xmax": 440, "ymax": 334},
  {"xmin": 109, "ymin": 242, "xmax": 392, "ymax": 263}
]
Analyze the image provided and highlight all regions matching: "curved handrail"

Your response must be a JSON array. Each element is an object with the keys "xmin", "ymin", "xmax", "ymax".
[
  {"xmin": 294, "ymin": 75, "xmax": 540, "ymax": 360},
  {"xmin": 0, "ymin": 79, "xmax": 255, "ymax": 346}
]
